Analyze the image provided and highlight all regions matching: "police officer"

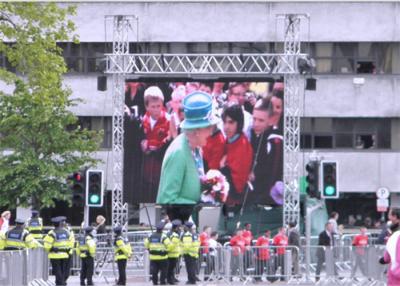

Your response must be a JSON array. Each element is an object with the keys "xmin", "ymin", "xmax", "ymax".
[
  {"xmin": 114, "ymin": 226, "xmax": 132, "ymax": 286},
  {"xmin": 167, "ymin": 219, "xmax": 182, "ymax": 285},
  {"xmin": 64, "ymin": 222, "xmax": 76, "ymax": 284},
  {"xmin": 144, "ymin": 222, "xmax": 171, "ymax": 285},
  {"xmin": 43, "ymin": 216, "xmax": 74, "ymax": 286},
  {"xmin": 0, "ymin": 218, "xmax": 41, "ymax": 250},
  {"xmin": 77, "ymin": 226, "xmax": 96, "ymax": 286},
  {"xmin": 181, "ymin": 221, "xmax": 200, "ymax": 285},
  {"xmin": 26, "ymin": 210, "xmax": 43, "ymax": 240}
]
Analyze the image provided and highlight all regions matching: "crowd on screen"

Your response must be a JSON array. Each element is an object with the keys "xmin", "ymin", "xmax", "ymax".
[{"xmin": 124, "ymin": 81, "xmax": 284, "ymax": 207}]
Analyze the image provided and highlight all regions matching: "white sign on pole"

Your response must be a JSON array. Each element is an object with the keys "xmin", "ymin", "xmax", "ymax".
[
  {"xmin": 376, "ymin": 187, "xmax": 390, "ymax": 199},
  {"xmin": 377, "ymin": 198, "xmax": 389, "ymax": 212}
]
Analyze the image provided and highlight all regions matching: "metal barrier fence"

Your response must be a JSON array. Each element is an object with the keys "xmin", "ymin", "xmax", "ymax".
[{"xmin": 0, "ymin": 248, "xmax": 49, "ymax": 286}]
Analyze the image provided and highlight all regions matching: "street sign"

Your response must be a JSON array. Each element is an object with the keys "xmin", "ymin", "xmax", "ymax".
[
  {"xmin": 376, "ymin": 187, "xmax": 390, "ymax": 199},
  {"xmin": 377, "ymin": 198, "xmax": 389, "ymax": 212}
]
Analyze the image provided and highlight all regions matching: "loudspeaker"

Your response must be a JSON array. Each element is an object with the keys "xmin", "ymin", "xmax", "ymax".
[
  {"xmin": 306, "ymin": 78, "xmax": 316, "ymax": 91},
  {"xmin": 97, "ymin": 76, "xmax": 107, "ymax": 91}
]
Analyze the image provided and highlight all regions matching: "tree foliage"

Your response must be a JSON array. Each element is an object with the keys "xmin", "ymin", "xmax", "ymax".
[{"xmin": 0, "ymin": 3, "xmax": 102, "ymax": 209}]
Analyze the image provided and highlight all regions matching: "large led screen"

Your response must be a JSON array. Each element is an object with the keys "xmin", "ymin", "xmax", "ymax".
[{"xmin": 123, "ymin": 79, "xmax": 283, "ymax": 207}]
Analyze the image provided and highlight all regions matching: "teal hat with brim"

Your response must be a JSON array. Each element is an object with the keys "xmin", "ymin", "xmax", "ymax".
[{"xmin": 180, "ymin": 91, "xmax": 220, "ymax": 130}]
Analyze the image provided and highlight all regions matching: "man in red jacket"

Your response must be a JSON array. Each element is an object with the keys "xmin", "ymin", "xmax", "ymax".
[
  {"xmin": 255, "ymin": 230, "xmax": 271, "ymax": 282},
  {"xmin": 230, "ymin": 229, "xmax": 246, "ymax": 280},
  {"xmin": 273, "ymin": 226, "xmax": 288, "ymax": 280},
  {"xmin": 351, "ymin": 226, "xmax": 368, "ymax": 278}
]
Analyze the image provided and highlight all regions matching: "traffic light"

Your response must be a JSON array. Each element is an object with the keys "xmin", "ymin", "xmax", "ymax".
[
  {"xmin": 68, "ymin": 171, "xmax": 86, "ymax": 207},
  {"xmin": 305, "ymin": 161, "xmax": 320, "ymax": 198},
  {"xmin": 321, "ymin": 161, "xmax": 339, "ymax": 199},
  {"xmin": 86, "ymin": 170, "xmax": 104, "ymax": 207}
]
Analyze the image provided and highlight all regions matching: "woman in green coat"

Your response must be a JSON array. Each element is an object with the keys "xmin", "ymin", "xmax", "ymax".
[{"xmin": 157, "ymin": 91, "xmax": 219, "ymax": 222}]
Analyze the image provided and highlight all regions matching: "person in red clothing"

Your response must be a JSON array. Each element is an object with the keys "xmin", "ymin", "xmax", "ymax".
[
  {"xmin": 255, "ymin": 230, "xmax": 271, "ymax": 282},
  {"xmin": 140, "ymin": 86, "xmax": 170, "ymax": 202},
  {"xmin": 351, "ymin": 226, "xmax": 369, "ymax": 278},
  {"xmin": 200, "ymin": 226, "xmax": 213, "ymax": 281},
  {"xmin": 273, "ymin": 226, "xmax": 288, "ymax": 280},
  {"xmin": 220, "ymin": 104, "xmax": 253, "ymax": 206},
  {"xmin": 203, "ymin": 126, "xmax": 225, "ymax": 171},
  {"xmin": 242, "ymin": 223, "xmax": 253, "ymax": 246},
  {"xmin": 229, "ymin": 229, "xmax": 246, "ymax": 280}
]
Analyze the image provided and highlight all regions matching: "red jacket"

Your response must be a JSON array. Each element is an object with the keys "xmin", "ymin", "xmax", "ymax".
[
  {"xmin": 273, "ymin": 233, "xmax": 288, "ymax": 255},
  {"xmin": 256, "ymin": 236, "xmax": 270, "ymax": 260},
  {"xmin": 199, "ymin": 232, "xmax": 210, "ymax": 254},
  {"xmin": 225, "ymin": 133, "xmax": 253, "ymax": 197},
  {"xmin": 352, "ymin": 234, "xmax": 368, "ymax": 255},
  {"xmin": 142, "ymin": 110, "xmax": 170, "ymax": 150},
  {"xmin": 230, "ymin": 234, "xmax": 246, "ymax": 256},
  {"xmin": 242, "ymin": 230, "xmax": 253, "ymax": 246},
  {"xmin": 203, "ymin": 129, "xmax": 225, "ymax": 170}
]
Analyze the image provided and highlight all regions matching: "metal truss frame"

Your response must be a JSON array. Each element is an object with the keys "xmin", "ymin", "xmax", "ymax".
[{"xmin": 106, "ymin": 14, "xmax": 306, "ymax": 227}]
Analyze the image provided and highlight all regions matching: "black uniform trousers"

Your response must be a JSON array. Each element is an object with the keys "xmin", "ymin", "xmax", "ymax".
[
  {"xmin": 51, "ymin": 258, "xmax": 69, "ymax": 286},
  {"xmin": 184, "ymin": 254, "xmax": 197, "ymax": 284},
  {"xmin": 80, "ymin": 256, "xmax": 94, "ymax": 285},
  {"xmin": 117, "ymin": 259, "xmax": 127, "ymax": 285},
  {"xmin": 64, "ymin": 254, "xmax": 72, "ymax": 282},
  {"xmin": 150, "ymin": 259, "xmax": 168, "ymax": 285},
  {"xmin": 167, "ymin": 257, "xmax": 178, "ymax": 283}
]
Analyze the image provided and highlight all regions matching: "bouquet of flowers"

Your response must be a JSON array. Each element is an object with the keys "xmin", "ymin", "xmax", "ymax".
[{"xmin": 200, "ymin": 169, "xmax": 230, "ymax": 205}]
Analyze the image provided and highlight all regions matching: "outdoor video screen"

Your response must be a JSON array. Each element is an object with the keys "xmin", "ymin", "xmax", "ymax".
[{"xmin": 123, "ymin": 79, "xmax": 283, "ymax": 207}]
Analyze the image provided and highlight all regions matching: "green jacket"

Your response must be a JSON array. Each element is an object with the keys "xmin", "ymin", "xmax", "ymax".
[{"xmin": 157, "ymin": 134, "xmax": 201, "ymax": 204}]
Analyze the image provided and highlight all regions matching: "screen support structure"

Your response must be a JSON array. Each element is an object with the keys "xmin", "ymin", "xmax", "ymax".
[{"xmin": 105, "ymin": 14, "xmax": 308, "ymax": 227}]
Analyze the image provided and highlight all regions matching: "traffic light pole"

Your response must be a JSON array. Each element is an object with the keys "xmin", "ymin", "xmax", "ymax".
[{"xmin": 84, "ymin": 205, "xmax": 89, "ymax": 227}]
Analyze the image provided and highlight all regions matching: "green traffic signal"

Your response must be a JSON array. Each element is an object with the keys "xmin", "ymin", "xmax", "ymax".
[
  {"xmin": 89, "ymin": 194, "xmax": 100, "ymax": 204},
  {"xmin": 324, "ymin": 185, "xmax": 336, "ymax": 196}
]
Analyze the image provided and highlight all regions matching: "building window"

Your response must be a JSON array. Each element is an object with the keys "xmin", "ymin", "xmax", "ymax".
[{"xmin": 76, "ymin": 116, "xmax": 112, "ymax": 149}]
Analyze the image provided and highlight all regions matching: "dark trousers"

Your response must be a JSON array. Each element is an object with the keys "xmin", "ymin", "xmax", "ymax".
[
  {"xmin": 117, "ymin": 259, "xmax": 127, "ymax": 285},
  {"xmin": 51, "ymin": 258, "xmax": 69, "ymax": 286},
  {"xmin": 64, "ymin": 255, "xmax": 72, "ymax": 282},
  {"xmin": 255, "ymin": 259, "xmax": 268, "ymax": 280},
  {"xmin": 80, "ymin": 257, "xmax": 94, "ymax": 285},
  {"xmin": 165, "ymin": 205, "xmax": 194, "ymax": 223},
  {"xmin": 167, "ymin": 257, "xmax": 178, "ymax": 283},
  {"xmin": 184, "ymin": 254, "xmax": 197, "ymax": 284},
  {"xmin": 150, "ymin": 259, "xmax": 168, "ymax": 285},
  {"xmin": 276, "ymin": 254, "xmax": 285, "ymax": 279}
]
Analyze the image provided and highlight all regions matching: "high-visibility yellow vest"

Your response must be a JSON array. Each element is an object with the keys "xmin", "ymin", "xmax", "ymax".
[
  {"xmin": 181, "ymin": 231, "xmax": 200, "ymax": 258},
  {"xmin": 144, "ymin": 232, "xmax": 171, "ymax": 261},
  {"xmin": 26, "ymin": 217, "xmax": 43, "ymax": 239},
  {"xmin": 2, "ymin": 227, "xmax": 39, "ymax": 250},
  {"xmin": 43, "ymin": 228, "xmax": 73, "ymax": 259},
  {"xmin": 77, "ymin": 235, "xmax": 96, "ymax": 258},
  {"xmin": 114, "ymin": 235, "xmax": 132, "ymax": 261},
  {"xmin": 167, "ymin": 231, "xmax": 181, "ymax": 258}
]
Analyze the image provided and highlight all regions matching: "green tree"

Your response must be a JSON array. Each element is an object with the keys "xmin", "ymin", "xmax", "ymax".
[{"xmin": 0, "ymin": 3, "xmax": 102, "ymax": 209}]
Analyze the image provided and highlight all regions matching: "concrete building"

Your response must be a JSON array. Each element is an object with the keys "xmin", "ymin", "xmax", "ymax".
[{"xmin": 5, "ymin": 1, "xmax": 400, "ymax": 226}]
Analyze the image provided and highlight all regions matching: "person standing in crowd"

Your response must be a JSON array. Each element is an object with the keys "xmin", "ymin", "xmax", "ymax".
[
  {"xmin": 230, "ymin": 229, "xmax": 246, "ymax": 280},
  {"xmin": 226, "ymin": 82, "xmax": 252, "ymax": 132},
  {"xmin": 273, "ymin": 226, "xmax": 288, "ymax": 280},
  {"xmin": 248, "ymin": 97, "xmax": 283, "ymax": 205},
  {"xmin": 328, "ymin": 212, "xmax": 339, "ymax": 235},
  {"xmin": 167, "ymin": 219, "xmax": 182, "ymax": 285},
  {"xmin": 114, "ymin": 226, "xmax": 132, "ymax": 286},
  {"xmin": 43, "ymin": 216, "xmax": 74, "ymax": 286},
  {"xmin": 379, "ymin": 208, "xmax": 400, "ymax": 286},
  {"xmin": 144, "ymin": 222, "xmax": 171, "ymax": 286},
  {"xmin": 26, "ymin": 210, "xmax": 44, "ymax": 240},
  {"xmin": 181, "ymin": 221, "xmax": 200, "ymax": 285},
  {"xmin": 0, "ymin": 211, "xmax": 11, "ymax": 234},
  {"xmin": 207, "ymin": 231, "xmax": 221, "ymax": 281},
  {"xmin": 351, "ymin": 226, "xmax": 368, "ymax": 279},
  {"xmin": 157, "ymin": 91, "xmax": 219, "ymax": 222},
  {"xmin": 200, "ymin": 226, "xmax": 212, "ymax": 281},
  {"xmin": 316, "ymin": 222, "xmax": 335, "ymax": 282},
  {"xmin": 254, "ymin": 230, "xmax": 271, "ymax": 282},
  {"xmin": 288, "ymin": 222, "xmax": 300, "ymax": 277},
  {"xmin": 77, "ymin": 226, "xmax": 96, "ymax": 286},
  {"xmin": 0, "ymin": 218, "xmax": 41, "ymax": 250},
  {"xmin": 140, "ymin": 86, "xmax": 171, "ymax": 202},
  {"xmin": 220, "ymin": 104, "xmax": 253, "ymax": 206},
  {"xmin": 95, "ymin": 215, "xmax": 107, "ymax": 234},
  {"xmin": 203, "ymin": 125, "xmax": 225, "ymax": 171}
]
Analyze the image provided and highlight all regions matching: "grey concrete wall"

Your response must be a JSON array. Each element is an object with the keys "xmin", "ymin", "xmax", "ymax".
[
  {"xmin": 67, "ymin": 1, "xmax": 400, "ymax": 42},
  {"xmin": 301, "ymin": 151, "xmax": 400, "ymax": 193}
]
